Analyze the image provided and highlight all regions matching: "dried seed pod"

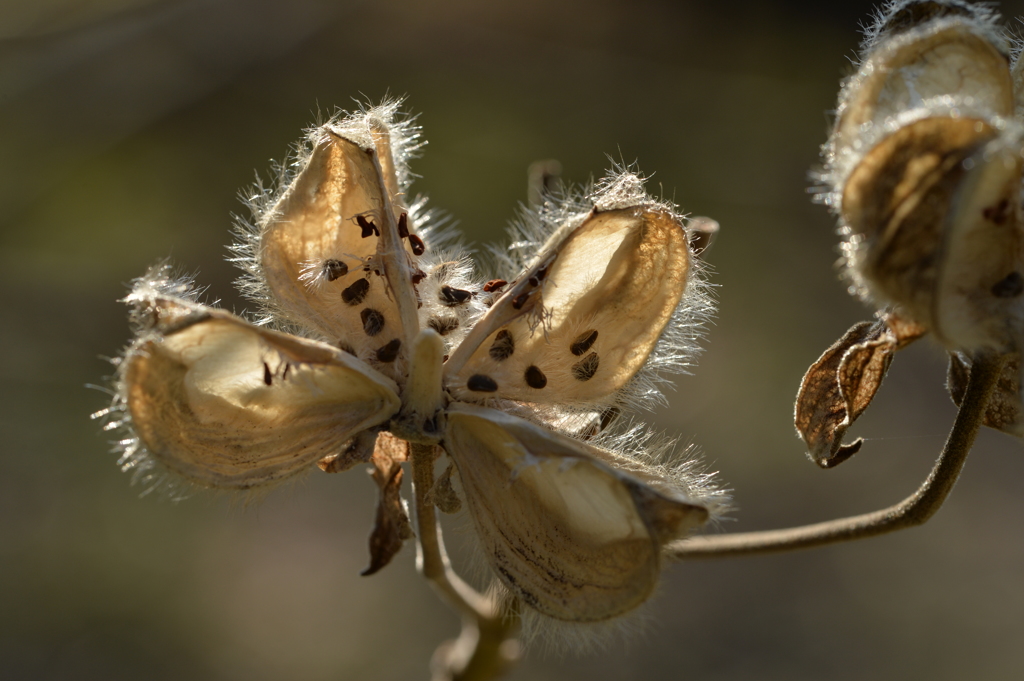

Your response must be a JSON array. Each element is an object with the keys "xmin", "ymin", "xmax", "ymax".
[
  {"xmin": 827, "ymin": 2, "xmax": 1012, "ymax": 188},
  {"xmin": 818, "ymin": 2, "xmax": 1024, "ymax": 353},
  {"xmin": 798, "ymin": 2, "xmax": 1024, "ymax": 469},
  {"xmin": 120, "ymin": 289, "xmax": 401, "ymax": 489},
  {"xmin": 864, "ymin": 0, "xmax": 991, "ymax": 46},
  {"xmin": 103, "ymin": 101, "xmax": 725, "ymax": 631},
  {"xmin": 445, "ymin": 203, "xmax": 691, "ymax": 406},
  {"xmin": 445, "ymin": 403, "xmax": 707, "ymax": 622},
  {"xmin": 841, "ymin": 113, "xmax": 1024, "ymax": 351},
  {"xmin": 234, "ymin": 103, "xmax": 426, "ymax": 380}
]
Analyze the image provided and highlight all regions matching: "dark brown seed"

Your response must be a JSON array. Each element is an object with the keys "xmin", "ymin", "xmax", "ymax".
[
  {"xmin": 580, "ymin": 406, "xmax": 621, "ymax": 440},
  {"xmin": 263, "ymin": 362, "xmax": 272, "ymax": 386},
  {"xmin": 397, "ymin": 212, "xmax": 409, "ymax": 238},
  {"xmin": 428, "ymin": 316, "xmax": 460, "ymax": 336},
  {"xmin": 342, "ymin": 278, "xmax": 370, "ymax": 305},
  {"xmin": 361, "ymin": 308, "xmax": 385, "ymax": 336},
  {"xmin": 528, "ymin": 265, "xmax": 549, "ymax": 287},
  {"xmin": 375, "ymin": 338, "xmax": 402, "ymax": 363},
  {"xmin": 571, "ymin": 352, "xmax": 600, "ymax": 381},
  {"xmin": 512, "ymin": 292, "xmax": 530, "ymax": 309},
  {"xmin": 992, "ymin": 272, "xmax": 1024, "ymax": 298},
  {"xmin": 409, "ymin": 234, "xmax": 426, "ymax": 256},
  {"xmin": 411, "ymin": 269, "xmax": 427, "ymax": 284},
  {"xmin": 483, "ymin": 279, "xmax": 507, "ymax": 293},
  {"xmin": 983, "ymin": 199, "xmax": 1010, "ymax": 225},
  {"xmin": 357, "ymin": 215, "xmax": 379, "ymax": 238},
  {"xmin": 524, "ymin": 365, "xmax": 547, "ymax": 389},
  {"xmin": 570, "ymin": 330, "xmax": 598, "ymax": 356},
  {"xmin": 440, "ymin": 285, "xmax": 473, "ymax": 306},
  {"xmin": 489, "ymin": 329, "xmax": 515, "ymax": 361},
  {"xmin": 323, "ymin": 259, "xmax": 348, "ymax": 281},
  {"xmin": 599, "ymin": 407, "xmax": 619, "ymax": 430},
  {"xmin": 467, "ymin": 374, "xmax": 498, "ymax": 392}
]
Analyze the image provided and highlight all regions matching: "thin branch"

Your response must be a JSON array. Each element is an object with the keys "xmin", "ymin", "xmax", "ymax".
[
  {"xmin": 411, "ymin": 443, "xmax": 520, "ymax": 681},
  {"xmin": 666, "ymin": 352, "xmax": 1006, "ymax": 559}
]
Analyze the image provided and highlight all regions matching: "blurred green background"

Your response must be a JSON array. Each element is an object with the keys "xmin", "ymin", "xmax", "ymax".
[{"xmin": 4, "ymin": 0, "xmax": 1024, "ymax": 679}]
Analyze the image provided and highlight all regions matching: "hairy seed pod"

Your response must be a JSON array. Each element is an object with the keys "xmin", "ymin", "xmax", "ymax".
[
  {"xmin": 842, "ymin": 114, "xmax": 1024, "ymax": 350},
  {"xmin": 120, "ymin": 291, "xmax": 400, "ymax": 488},
  {"xmin": 822, "ymin": 1, "xmax": 1024, "ymax": 352},
  {"xmin": 827, "ymin": 2, "xmax": 1011, "ymax": 197},
  {"xmin": 103, "ymin": 101, "xmax": 727, "ymax": 630}
]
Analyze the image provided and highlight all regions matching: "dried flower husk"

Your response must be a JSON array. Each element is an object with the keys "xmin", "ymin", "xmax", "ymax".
[
  {"xmin": 795, "ymin": 313, "xmax": 926, "ymax": 467},
  {"xmin": 362, "ymin": 432, "xmax": 413, "ymax": 576}
]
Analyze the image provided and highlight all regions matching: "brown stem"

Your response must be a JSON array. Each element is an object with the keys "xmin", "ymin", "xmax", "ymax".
[
  {"xmin": 411, "ymin": 443, "xmax": 520, "ymax": 681},
  {"xmin": 666, "ymin": 352, "xmax": 1005, "ymax": 559}
]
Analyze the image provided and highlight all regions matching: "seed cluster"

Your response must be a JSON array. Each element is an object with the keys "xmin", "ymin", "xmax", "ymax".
[{"xmin": 466, "ymin": 325, "xmax": 603, "ymax": 393}]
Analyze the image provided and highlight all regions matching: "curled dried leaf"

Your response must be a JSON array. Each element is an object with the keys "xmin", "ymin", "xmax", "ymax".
[
  {"xmin": 362, "ymin": 433, "xmax": 413, "ymax": 576},
  {"xmin": 795, "ymin": 315, "xmax": 925, "ymax": 467},
  {"xmin": 948, "ymin": 352, "xmax": 1023, "ymax": 435}
]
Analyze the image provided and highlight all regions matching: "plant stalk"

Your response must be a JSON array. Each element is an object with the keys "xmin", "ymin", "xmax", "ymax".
[
  {"xmin": 411, "ymin": 443, "xmax": 520, "ymax": 681},
  {"xmin": 667, "ymin": 352, "xmax": 1005, "ymax": 559}
]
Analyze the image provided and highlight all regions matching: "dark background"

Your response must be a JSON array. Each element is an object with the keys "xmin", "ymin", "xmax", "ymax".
[{"xmin": 3, "ymin": 1, "xmax": 1024, "ymax": 679}]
